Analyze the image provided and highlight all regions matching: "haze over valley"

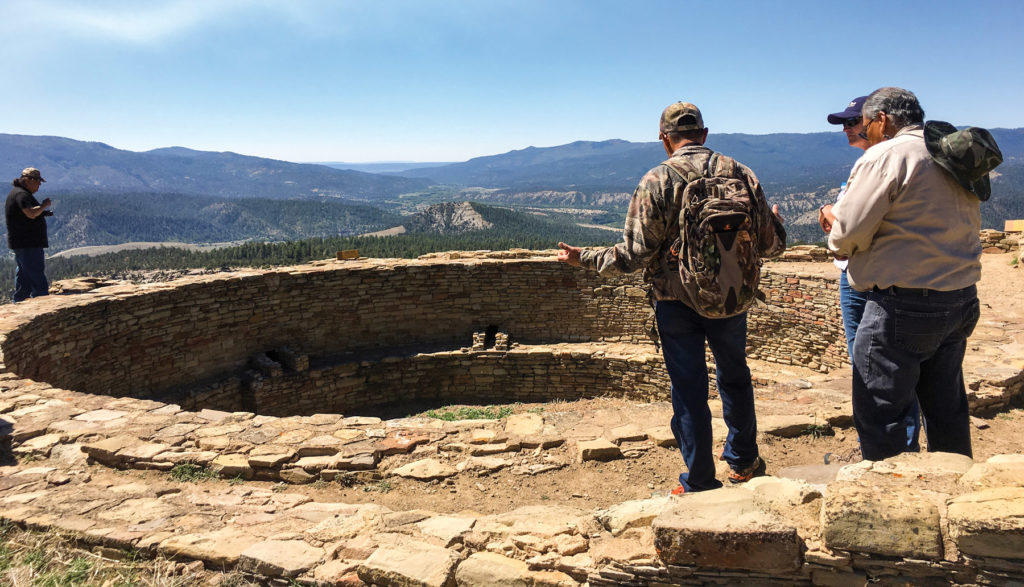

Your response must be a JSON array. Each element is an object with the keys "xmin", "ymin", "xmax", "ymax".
[{"xmin": 4, "ymin": 129, "xmax": 1023, "ymax": 256}]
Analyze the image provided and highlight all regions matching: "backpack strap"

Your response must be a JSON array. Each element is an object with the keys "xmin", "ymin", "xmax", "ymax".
[
  {"xmin": 656, "ymin": 151, "xmax": 714, "ymax": 306},
  {"xmin": 661, "ymin": 150, "xmax": 716, "ymax": 184},
  {"xmin": 706, "ymin": 152, "xmax": 719, "ymax": 177}
]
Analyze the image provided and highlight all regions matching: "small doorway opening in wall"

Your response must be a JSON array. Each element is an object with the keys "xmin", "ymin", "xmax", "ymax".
[{"xmin": 484, "ymin": 325, "xmax": 499, "ymax": 349}]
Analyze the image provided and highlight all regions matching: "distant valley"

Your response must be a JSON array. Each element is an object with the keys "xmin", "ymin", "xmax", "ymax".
[{"xmin": 2, "ymin": 129, "xmax": 1023, "ymax": 252}]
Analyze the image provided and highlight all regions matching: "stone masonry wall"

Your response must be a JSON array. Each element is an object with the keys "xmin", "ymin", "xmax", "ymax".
[
  {"xmin": 751, "ymin": 271, "xmax": 848, "ymax": 372},
  {"xmin": 0, "ymin": 254, "xmax": 848, "ymax": 409},
  {"xmin": 171, "ymin": 348, "xmax": 668, "ymax": 417},
  {"xmin": 0, "ymin": 259, "xmax": 647, "ymax": 398}
]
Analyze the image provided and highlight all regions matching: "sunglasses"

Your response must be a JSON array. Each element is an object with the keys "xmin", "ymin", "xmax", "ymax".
[{"xmin": 841, "ymin": 118, "xmax": 861, "ymax": 129}]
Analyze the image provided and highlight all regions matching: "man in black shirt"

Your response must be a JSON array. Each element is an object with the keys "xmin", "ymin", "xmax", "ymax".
[{"xmin": 5, "ymin": 168, "xmax": 52, "ymax": 302}]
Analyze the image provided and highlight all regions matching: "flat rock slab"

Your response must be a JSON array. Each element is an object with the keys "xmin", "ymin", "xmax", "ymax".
[
  {"xmin": 456, "ymin": 456, "xmax": 509, "ymax": 474},
  {"xmin": 836, "ymin": 451, "xmax": 974, "ymax": 495},
  {"xmin": 455, "ymin": 551, "xmax": 576, "ymax": 586},
  {"xmin": 358, "ymin": 539, "xmax": 457, "ymax": 587},
  {"xmin": 652, "ymin": 486, "xmax": 801, "ymax": 573},
  {"xmin": 11, "ymin": 432, "xmax": 64, "ymax": 456},
  {"xmin": 646, "ymin": 426, "xmax": 676, "ymax": 448},
  {"xmin": 238, "ymin": 539, "xmax": 323, "ymax": 578},
  {"xmin": 391, "ymin": 458, "xmax": 457, "ymax": 480},
  {"xmin": 74, "ymin": 409, "xmax": 129, "ymax": 423},
  {"xmin": 605, "ymin": 423, "xmax": 645, "ymax": 444},
  {"xmin": 504, "ymin": 413, "xmax": 544, "ymax": 437},
  {"xmin": 575, "ymin": 438, "xmax": 621, "ymax": 463},
  {"xmin": 821, "ymin": 482, "xmax": 943, "ymax": 559},
  {"xmin": 470, "ymin": 441, "xmax": 519, "ymax": 456},
  {"xmin": 159, "ymin": 527, "xmax": 264, "ymax": 569},
  {"xmin": 416, "ymin": 515, "xmax": 476, "ymax": 547},
  {"xmin": 377, "ymin": 431, "xmax": 432, "ymax": 455},
  {"xmin": 958, "ymin": 454, "xmax": 1024, "ymax": 491},
  {"xmin": 81, "ymin": 435, "xmax": 138, "ymax": 465},
  {"xmin": 948, "ymin": 486, "xmax": 1024, "ymax": 559},
  {"xmin": 210, "ymin": 454, "xmax": 254, "ymax": 479},
  {"xmin": 597, "ymin": 496, "xmax": 671, "ymax": 536},
  {"xmin": 745, "ymin": 476, "xmax": 822, "ymax": 507},
  {"xmin": 776, "ymin": 463, "xmax": 844, "ymax": 487}
]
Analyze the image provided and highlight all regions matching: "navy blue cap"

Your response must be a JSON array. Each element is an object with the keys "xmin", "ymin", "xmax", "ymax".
[{"xmin": 827, "ymin": 96, "xmax": 868, "ymax": 125}]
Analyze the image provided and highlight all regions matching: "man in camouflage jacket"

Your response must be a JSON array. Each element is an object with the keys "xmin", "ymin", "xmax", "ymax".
[{"xmin": 558, "ymin": 102, "xmax": 785, "ymax": 493}]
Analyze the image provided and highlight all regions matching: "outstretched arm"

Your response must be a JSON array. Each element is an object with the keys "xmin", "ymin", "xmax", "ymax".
[{"xmin": 556, "ymin": 242, "xmax": 582, "ymax": 267}]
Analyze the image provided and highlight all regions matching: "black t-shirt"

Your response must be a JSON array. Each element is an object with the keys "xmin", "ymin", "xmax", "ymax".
[{"xmin": 5, "ymin": 186, "xmax": 48, "ymax": 249}]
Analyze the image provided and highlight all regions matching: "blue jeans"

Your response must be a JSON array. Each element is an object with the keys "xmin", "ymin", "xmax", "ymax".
[
  {"xmin": 12, "ymin": 248, "xmax": 48, "ymax": 303},
  {"xmin": 656, "ymin": 300, "xmax": 758, "ymax": 492},
  {"xmin": 851, "ymin": 285, "xmax": 979, "ymax": 461},
  {"xmin": 841, "ymin": 270, "xmax": 920, "ymax": 451}
]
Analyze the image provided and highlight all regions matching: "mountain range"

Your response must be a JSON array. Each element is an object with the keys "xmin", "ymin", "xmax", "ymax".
[
  {"xmin": 3, "ymin": 129, "xmax": 1023, "ymax": 249},
  {"xmin": 0, "ymin": 134, "xmax": 430, "ymax": 201}
]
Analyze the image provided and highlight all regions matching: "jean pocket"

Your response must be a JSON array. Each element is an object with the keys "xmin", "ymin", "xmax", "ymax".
[
  {"xmin": 957, "ymin": 298, "xmax": 981, "ymax": 339},
  {"xmin": 894, "ymin": 308, "xmax": 951, "ymax": 354}
]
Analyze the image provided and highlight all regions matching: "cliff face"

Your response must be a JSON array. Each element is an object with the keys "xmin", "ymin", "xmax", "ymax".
[{"xmin": 403, "ymin": 202, "xmax": 492, "ymax": 234}]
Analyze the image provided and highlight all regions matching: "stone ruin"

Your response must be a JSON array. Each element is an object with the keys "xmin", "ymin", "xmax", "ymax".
[{"xmin": 0, "ymin": 243, "xmax": 1022, "ymax": 585}]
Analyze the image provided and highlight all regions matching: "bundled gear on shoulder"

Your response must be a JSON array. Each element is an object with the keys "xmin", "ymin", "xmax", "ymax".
[
  {"xmin": 924, "ymin": 120, "xmax": 1003, "ymax": 202},
  {"xmin": 662, "ymin": 152, "xmax": 765, "ymax": 319}
]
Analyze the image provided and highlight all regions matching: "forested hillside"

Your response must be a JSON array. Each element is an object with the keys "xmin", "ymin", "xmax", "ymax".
[
  {"xmin": 2, "ymin": 193, "xmax": 403, "ymax": 252},
  {"xmin": 4, "ymin": 129, "xmax": 1021, "ymax": 263},
  {"xmin": 0, "ymin": 134, "xmax": 430, "ymax": 200},
  {"xmin": 0, "ymin": 202, "xmax": 618, "ymax": 300}
]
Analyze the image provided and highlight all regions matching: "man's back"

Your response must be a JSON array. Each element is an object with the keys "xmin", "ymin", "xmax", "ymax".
[{"xmin": 831, "ymin": 126, "xmax": 981, "ymax": 291}]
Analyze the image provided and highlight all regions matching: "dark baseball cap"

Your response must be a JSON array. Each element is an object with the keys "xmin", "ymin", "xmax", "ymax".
[{"xmin": 827, "ymin": 96, "xmax": 868, "ymax": 125}]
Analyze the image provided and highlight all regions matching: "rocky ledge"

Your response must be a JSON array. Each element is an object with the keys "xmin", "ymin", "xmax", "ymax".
[{"xmin": 2, "ymin": 374, "xmax": 1024, "ymax": 586}]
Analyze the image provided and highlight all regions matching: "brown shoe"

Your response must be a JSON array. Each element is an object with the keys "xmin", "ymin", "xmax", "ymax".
[{"xmin": 728, "ymin": 457, "xmax": 766, "ymax": 484}]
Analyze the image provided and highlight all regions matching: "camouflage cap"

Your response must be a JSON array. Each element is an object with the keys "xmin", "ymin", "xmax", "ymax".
[
  {"xmin": 924, "ymin": 121, "xmax": 1002, "ymax": 201},
  {"xmin": 20, "ymin": 167, "xmax": 45, "ymax": 182},
  {"xmin": 660, "ymin": 102, "xmax": 704, "ymax": 133}
]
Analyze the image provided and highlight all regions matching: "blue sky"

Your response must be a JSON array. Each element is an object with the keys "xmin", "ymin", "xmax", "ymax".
[{"xmin": 3, "ymin": 0, "xmax": 1022, "ymax": 163}]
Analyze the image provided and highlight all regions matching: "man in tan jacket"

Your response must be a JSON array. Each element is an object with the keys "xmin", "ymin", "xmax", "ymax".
[{"xmin": 828, "ymin": 87, "xmax": 998, "ymax": 461}]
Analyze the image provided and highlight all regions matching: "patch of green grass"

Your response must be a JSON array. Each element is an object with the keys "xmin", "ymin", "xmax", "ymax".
[
  {"xmin": 310, "ymin": 478, "xmax": 329, "ymax": 489},
  {"xmin": 228, "ymin": 475, "xmax": 246, "ymax": 486},
  {"xmin": 35, "ymin": 556, "xmax": 93, "ymax": 586},
  {"xmin": 423, "ymin": 405, "xmax": 514, "ymax": 421},
  {"xmin": 168, "ymin": 463, "xmax": 217, "ymax": 483},
  {"xmin": 364, "ymin": 480, "xmax": 393, "ymax": 493},
  {"xmin": 23, "ymin": 547, "xmax": 49, "ymax": 571},
  {"xmin": 0, "ymin": 523, "xmax": 219, "ymax": 586},
  {"xmin": 0, "ymin": 544, "xmax": 13, "ymax": 573}
]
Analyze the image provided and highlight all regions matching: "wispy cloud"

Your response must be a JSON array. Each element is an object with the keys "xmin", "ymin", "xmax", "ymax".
[{"xmin": 8, "ymin": 0, "xmax": 274, "ymax": 44}]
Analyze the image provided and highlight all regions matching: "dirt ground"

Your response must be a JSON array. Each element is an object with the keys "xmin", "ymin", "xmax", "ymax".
[{"xmin": 128, "ymin": 251, "xmax": 1021, "ymax": 516}]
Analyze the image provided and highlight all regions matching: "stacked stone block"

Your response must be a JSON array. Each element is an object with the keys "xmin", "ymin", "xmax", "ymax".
[{"xmin": 0, "ymin": 254, "xmax": 854, "ymax": 414}]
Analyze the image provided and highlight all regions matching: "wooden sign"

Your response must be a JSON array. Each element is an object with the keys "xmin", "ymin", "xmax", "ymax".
[{"xmin": 1004, "ymin": 220, "xmax": 1024, "ymax": 233}]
